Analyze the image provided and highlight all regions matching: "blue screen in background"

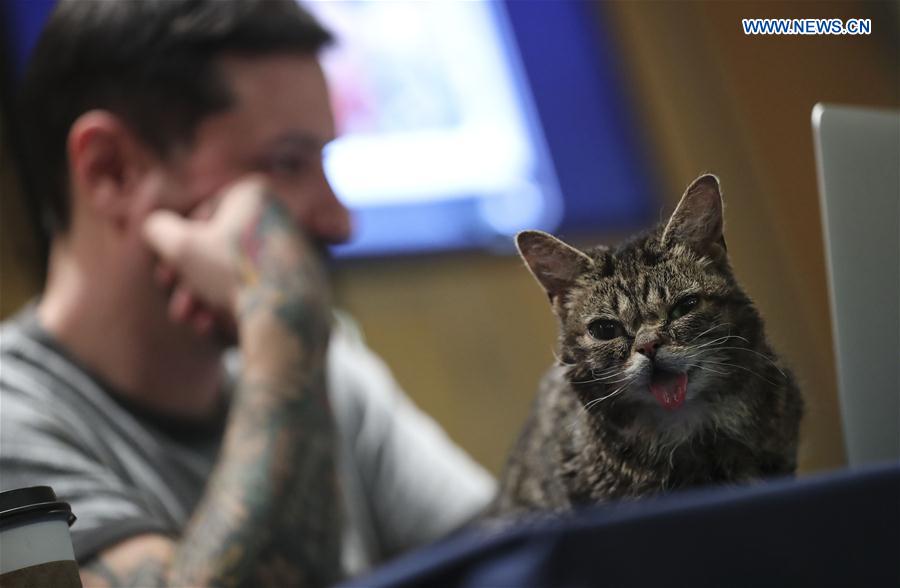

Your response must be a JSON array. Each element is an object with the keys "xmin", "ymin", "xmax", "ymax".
[
  {"xmin": 3, "ymin": 0, "xmax": 657, "ymax": 258},
  {"xmin": 313, "ymin": 0, "xmax": 657, "ymax": 257}
]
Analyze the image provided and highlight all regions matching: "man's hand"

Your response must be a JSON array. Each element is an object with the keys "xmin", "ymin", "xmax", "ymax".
[{"xmin": 143, "ymin": 175, "xmax": 326, "ymax": 314}]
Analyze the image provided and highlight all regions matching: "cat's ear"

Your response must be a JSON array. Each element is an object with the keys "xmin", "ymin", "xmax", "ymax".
[
  {"xmin": 516, "ymin": 230, "xmax": 593, "ymax": 304},
  {"xmin": 661, "ymin": 174, "xmax": 727, "ymax": 256}
]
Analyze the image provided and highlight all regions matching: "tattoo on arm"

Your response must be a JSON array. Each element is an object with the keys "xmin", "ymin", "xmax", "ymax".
[
  {"xmin": 165, "ymin": 197, "xmax": 341, "ymax": 587},
  {"xmin": 80, "ymin": 553, "xmax": 168, "ymax": 588}
]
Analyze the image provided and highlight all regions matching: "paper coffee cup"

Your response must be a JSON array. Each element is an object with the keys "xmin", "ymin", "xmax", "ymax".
[{"xmin": 0, "ymin": 486, "xmax": 82, "ymax": 587}]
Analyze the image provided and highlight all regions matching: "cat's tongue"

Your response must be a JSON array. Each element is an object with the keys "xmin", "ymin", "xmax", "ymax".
[{"xmin": 650, "ymin": 371, "xmax": 688, "ymax": 411}]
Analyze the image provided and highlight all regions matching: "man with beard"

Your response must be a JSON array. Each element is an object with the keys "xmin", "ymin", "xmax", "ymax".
[{"xmin": 0, "ymin": 1, "xmax": 494, "ymax": 585}]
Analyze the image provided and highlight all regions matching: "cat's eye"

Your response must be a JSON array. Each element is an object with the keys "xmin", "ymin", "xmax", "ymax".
[
  {"xmin": 669, "ymin": 295, "xmax": 699, "ymax": 320},
  {"xmin": 587, "ymin": 319, "xmax": 622, "ymax": 341}
]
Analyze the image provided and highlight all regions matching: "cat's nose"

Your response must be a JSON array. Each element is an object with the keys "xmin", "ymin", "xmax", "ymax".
[{"xmin": 635, "ymin": 338, "xmax": 662, "ymax": 359}]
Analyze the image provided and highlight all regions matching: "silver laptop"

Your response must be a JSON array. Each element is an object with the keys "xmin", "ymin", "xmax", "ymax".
[{"xmin": 812, "ymin": 103, "xmax": 900, "ymax": 467}]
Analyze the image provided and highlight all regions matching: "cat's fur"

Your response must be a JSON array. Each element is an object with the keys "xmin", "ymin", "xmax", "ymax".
[{"xmin": 493, "ymin": 174, "xmax": 803, "ymax": 515}]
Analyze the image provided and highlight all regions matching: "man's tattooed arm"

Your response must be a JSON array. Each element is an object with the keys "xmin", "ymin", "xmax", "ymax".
[
  {"xmin": 80, "ymin": 535, "xmax": 172, "ymax": 588},
  {"xmin": 82, "ymin": 191, "xmax": 341, "ymax": 587},
  {"xmin": 167, "ymin": 194, "xmax": 341, "ymax": 587}
]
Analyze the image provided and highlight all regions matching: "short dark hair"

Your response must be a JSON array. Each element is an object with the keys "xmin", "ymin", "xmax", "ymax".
[{"xmin": 18, "ymin": 0, "xmax": 332, "ymax": 235}]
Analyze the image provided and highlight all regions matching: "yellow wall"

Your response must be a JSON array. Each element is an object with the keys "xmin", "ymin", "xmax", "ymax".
[
  {"xmin": 333, "ymin": 254, "xmax": 559, "ymax": 475},
  {"xmin": 2, "ymin": 2, "xmax": 897, "ymax": 477}
]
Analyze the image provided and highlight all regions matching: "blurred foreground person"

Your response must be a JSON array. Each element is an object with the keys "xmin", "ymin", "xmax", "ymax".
[{"xmin": 0, "ymin": 1, "xmax": 494, "ymax": 586}]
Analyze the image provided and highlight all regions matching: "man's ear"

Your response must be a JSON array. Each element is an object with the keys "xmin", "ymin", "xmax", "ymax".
[
  {"xmin": 67, "ymin": 110, "xmax": 149, "ymax": 228},
  {"xmin": 516, "ymin": 230, "xmax": 593, "ymax": 306},
  {"xmin": 661, "ymin": 173, "xmax": 727, "ymax": 257}
]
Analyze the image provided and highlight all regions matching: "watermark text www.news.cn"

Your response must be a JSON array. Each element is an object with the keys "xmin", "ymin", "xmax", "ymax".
[{"xmin": 742, "ymin": 18, "xmax": 871, "ymax": 36}]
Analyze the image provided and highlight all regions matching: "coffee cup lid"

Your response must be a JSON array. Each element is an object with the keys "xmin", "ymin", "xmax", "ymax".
[{"xmin": 0, "ymin": 486, "xmax": 76, "ymax": 528}]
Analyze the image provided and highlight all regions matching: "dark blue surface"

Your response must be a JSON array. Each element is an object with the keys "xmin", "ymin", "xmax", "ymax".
[{"xmin": 343, "ymin": 463, "xmax": 900, "ymax": 588}]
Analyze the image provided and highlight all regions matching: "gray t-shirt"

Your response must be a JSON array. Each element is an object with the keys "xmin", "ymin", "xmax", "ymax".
[{"xmin": 0, "ymin": 307, "xmax": 495, "ymax": 576}]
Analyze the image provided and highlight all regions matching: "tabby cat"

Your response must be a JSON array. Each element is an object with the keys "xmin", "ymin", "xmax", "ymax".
[{"xmin": 493, "ymin": 174, "xmax": 803, "ymax": 515}]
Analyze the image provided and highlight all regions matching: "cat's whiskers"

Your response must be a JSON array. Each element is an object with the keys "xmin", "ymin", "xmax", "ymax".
[
  {"xmin": 584, "ymin": 381, "xmax": 633, "ymax": 411},
  {"xmin": 568, "ymin": 379, "xmax": 636, "ymax": 434},
  {"xmin": 688, "ymin": 322, "xmax": 734, "ymax": 343},
  {"xmin": 704, "ymin": 346, "xmax": 786, "ymax": 377},
  {"xmin": 590, "ymin": 365, "xmax": 625, "ymax": 377},
  {"xmin": 567, "ymin": 379, "xmax": 633, "ymax": 434},
  {"xmin": 680, "ymin": 337, "xmax": 754, "ymax": 361},
  {"xmin": 570, "ymin": 365, "xmax": 629, "ymax": 385},
  {"xmin": 682, "ymin": 362, "xmax": 728, "ymax": 376},
  {"xmin": 690, "ymin": 334, "xmax": 750, "ymax": 351},
  {"xmin": 683, "ymin": 343, "xmax": 787, "ymax": 378},
  {"xmin": 691, "ymin": 356, "xmax": 781, "ymax": 387},
  {"xmin": 572, "ymin": 372, "xmax": 630, "ymax": 385}
]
